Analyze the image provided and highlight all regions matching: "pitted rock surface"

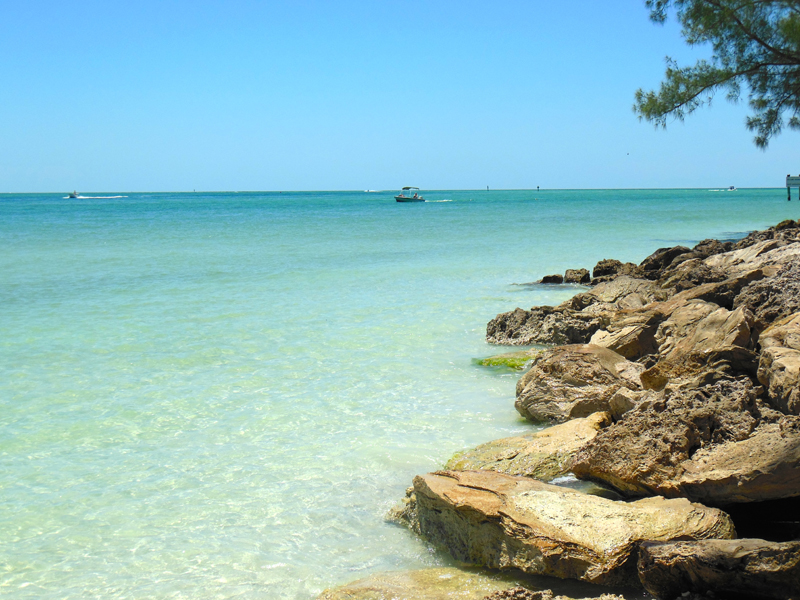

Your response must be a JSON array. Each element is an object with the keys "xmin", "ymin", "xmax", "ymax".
[
  {"xmin": 638, "ymin": 539, "xmax": 800, "ymax": 600},
  {"xmin": 515, "ymin": 345, "xmax": 643, "ymax": 423},
  {"xmin": 735, "ymin": 261, "xmax": 800, "ymax": 332},
  {"xmin": 758, "ymin": 312, "xmax": 800, "ymax": 415},
  {"xmin": 639, "ymin": 302, "xmax": 757, "ymax": 390},
  {"xmin": 571, "ymin": 378, "xmax": 800, "ymax": 504},
  {"xmin": 486, "ymin": 306, "xmax": 604, "ymax": 346}
]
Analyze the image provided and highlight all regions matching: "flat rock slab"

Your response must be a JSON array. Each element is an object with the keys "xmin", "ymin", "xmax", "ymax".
[
  {"xmin": 638, "ymin": 538, "xmax": 800, "ymax": 599},
  {"xmin": 397, "ymin": 470, "xmax": 734, "ymax": 587},
  {"xmin": 445, "ymin": 412, "xmax": 611, "ymax": 481},
  {"xmin": 316, "ymin": 568, "xmax": 522, "ymax": 600},
  {"xmin": 572, "ymin": 378, "xmax": 800, "ymax": 504},
  {"xmin": 515, "ymin": 344, "xmax": 643, "ymax": 423}
]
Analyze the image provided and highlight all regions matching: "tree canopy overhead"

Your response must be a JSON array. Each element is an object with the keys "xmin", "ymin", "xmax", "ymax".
[{"xmin": 635, "ymin": 0, "xmax": 800, "ymax": 147}]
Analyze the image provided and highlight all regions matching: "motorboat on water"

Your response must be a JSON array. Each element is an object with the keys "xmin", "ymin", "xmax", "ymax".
[
  {"xmin": 395, "ymin": 186, "xmax": 425, "ymax": 202},
  {"xmin": 728, "ymin": 186, "xmax": 736, "ymax": 191},
  {"xmin": 68, "ymin": 190, "xmax": 79, "ymax": 198}
]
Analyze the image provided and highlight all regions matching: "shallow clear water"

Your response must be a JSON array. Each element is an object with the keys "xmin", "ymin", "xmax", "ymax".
[{"xmin": 1, "ymin": 189, "xmax": 795, "ymax": 599}]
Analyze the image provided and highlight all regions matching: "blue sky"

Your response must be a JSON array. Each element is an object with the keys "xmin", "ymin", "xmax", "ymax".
[{"xmin": 0, "ymin": 1, "xmax": 796, "ymax": 191}]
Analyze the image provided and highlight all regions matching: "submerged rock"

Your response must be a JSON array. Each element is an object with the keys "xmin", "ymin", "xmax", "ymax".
[
  {"xmin": 571, "ymin": 378, "xmax": 800, "ymax": 504},
  {"xmin": 515, "ymin": 345, "xmax": 643, "ymax": 423},
  {"xmin": 445, "ymin": 412, "xmax": 611, "ymax": 481},
  {"xmin": 393, "ymin": 470, "xmax": 734, "ymax": 587},
  {"xmin": 637, "ymin": 538, "xmax": 800, "ymax": 600},
  {"xmin": 316, "ymin": 567, "xmax": 521, "ymax": 600}
]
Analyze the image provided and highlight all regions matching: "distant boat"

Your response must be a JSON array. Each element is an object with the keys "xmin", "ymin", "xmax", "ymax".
[
  {"xmin": 728, "ymin": 186, "xmax": 736, "ymax": 191},
  {"xmin": 364, "ymin": 190, "xmax": 379, "ymax": 193},
  {"xmin": 395, "ymin": 186, "xmax": 425, "ymax": 202},
  {"xmin": 68, "ymin": 191, "xmax": 79, "ymax": 198}
]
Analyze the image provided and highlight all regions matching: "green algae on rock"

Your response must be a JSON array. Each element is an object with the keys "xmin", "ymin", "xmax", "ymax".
[{"xmin": 474, "ymin": 349, "xmax": 545, "ymax": 370}]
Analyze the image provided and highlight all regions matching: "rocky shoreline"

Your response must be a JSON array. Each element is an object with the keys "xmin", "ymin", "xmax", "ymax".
[{"xmin": 319, "ymin": 221, "xmax": 800, "ymax": 599}]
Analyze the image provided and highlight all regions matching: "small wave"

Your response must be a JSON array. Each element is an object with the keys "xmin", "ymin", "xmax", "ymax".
[
  {"xmin": 550, "ymin": 474, "xmax": 579, "ymax": 484},
  {"xmin": 427, "ymin": 199, "xmax": 453, "ymax": 203}
]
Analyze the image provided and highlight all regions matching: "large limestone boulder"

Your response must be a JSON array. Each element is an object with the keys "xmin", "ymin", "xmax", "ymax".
[
  {"xmin": 636, "ymin": 239, "xmax": 731, "ymax": 286},
  {"xmin": 567, "ymin": 276, "xmax": 665, "ymax": 312},
  {"xmin": 589, "ymin": 310, "xmax": 662, "ymax": 360},
  {"xmin": 705, "ymin": 239, "xmax": 800, "ymax": 276},
  {"xmin": 316, "ymin": 568, "xmax": 521, "ymax": 600},
  {"xmin": 515, "ymin": 345, "xmax": 644, "ymax": 423},
  {"xmin": 445, "ymin": 412, "xmax": 611, "ymax": 481},
  {"xmin": 637, "ymin": 539, "xmax": 800, "ymax": 600},
  {"xmin": 639, "ymin": 245, "xmax": 691, "ymax": 278},
  {"xmin": 486, "ymin": 278, "xmax": 665, "ymax": 346},
  {"xmin": 486, "ymin": 306, "xmax": 604, "ymax": 346},
  {"xmin": 571, "ymin": 378, "xmax": 800, "ymax": 504},
  {"xmin": 735, "ymin": 261, "xmax": 800, "ymax": 332},
  {"xmin": 563, "ymin": 268, "xmax": 590, "ymax": 284},
  {"xmin": 393, "ymin": 470, "xmax": 735, "ymax": 587},
  {"xmin": 663, "ymin": 267, "xmax": 769, "ymax": 311},
  {"xmin": 657, "ymin": 259, "xmax": 728, "ymax": 292},
  {"xmin": 589, "ymin": 271, "xmax": 765, "ymax": 365},
  {"xmin": 639, "ymin": 302, "xmax": 756, "ymax": 390},
  {"xmin": 758, "ymin": 312, "xmax": 800, "ymax": 415},
  {"xmin": 732, "ymin": 220, "xmax": 800, "ymax": 250}
]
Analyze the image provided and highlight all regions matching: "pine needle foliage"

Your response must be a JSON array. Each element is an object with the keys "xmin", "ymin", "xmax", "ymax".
[{"xmin": 635, "ymin": 0, "xmax": 800, "ymax": 147}]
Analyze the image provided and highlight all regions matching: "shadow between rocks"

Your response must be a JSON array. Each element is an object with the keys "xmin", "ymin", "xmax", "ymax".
[{"xmin": 723, "ymin": 496, "xmax": 800, "ymax": 542}]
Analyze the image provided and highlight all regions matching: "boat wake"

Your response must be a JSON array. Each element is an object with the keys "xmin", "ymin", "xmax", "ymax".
[
  {"xmin": 64, "ymin": 195, "xmax": 128, "ymax": 199},
  {"xmin": 427, "ymin": 199, "xmax": 453, "ymax": 203}
]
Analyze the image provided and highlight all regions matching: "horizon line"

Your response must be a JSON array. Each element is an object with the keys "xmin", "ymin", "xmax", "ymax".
[{"xmin": 0, "ymin": 186, "xmax": 783, "ymax": 194}]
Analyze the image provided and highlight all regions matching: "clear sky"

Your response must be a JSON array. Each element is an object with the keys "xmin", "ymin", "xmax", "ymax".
[{"xmin": 1, "ymin": 1, "xmax": 796, "ymax": 191}]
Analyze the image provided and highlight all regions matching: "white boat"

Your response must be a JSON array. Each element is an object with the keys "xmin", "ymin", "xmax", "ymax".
[
  {"xmin": 395, "ymin": 186, "xmax": 425, "ymax": 202},
  {"xmin": 728, "ymin": 186, "xmax": 736, "ymax": 191},
  {"xmin": 68, "ymin": 190, "xmax": 79, "ymax": 198}
]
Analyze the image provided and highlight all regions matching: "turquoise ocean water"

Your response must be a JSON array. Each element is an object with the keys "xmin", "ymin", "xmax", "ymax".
[{"xmin": 1, "ymin": 189, "xmax": 796, "ymax": 599}]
